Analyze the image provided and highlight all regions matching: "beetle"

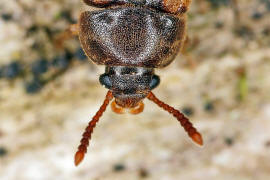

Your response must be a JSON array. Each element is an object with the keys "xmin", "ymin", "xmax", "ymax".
[{"xmin": 56, "ymin": 0, "xmax": 203, "ymax": 166}]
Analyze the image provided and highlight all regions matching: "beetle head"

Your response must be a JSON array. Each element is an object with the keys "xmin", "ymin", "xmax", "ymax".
[{"xmin": 100, "ymin": 66, "xmax": 160, "ymax": 108}]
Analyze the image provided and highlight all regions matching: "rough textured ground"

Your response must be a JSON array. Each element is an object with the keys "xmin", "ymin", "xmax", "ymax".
[{"xmin": 0, "ymin": 0, "xmax": 270, "ymax": 179}]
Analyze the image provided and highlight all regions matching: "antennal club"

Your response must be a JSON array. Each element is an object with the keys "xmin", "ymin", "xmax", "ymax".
[
  {"xmin": 74, "ymin": 91, "xmax": 113, "ymax": 166},
  {"xmin": 147, "ymin": 92, "xmax": 203, "ymax": 146}
]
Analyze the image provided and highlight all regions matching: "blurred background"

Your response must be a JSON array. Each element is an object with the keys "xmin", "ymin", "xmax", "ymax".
[{"xmin": 0, "ymin": 0, "xmax": 270, "ymax": 179}]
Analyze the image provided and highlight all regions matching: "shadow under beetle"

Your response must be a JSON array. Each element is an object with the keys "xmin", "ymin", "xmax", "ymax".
[{"xmin": 56, "ymin": 0, "xmax": 203, "ymax": 166}]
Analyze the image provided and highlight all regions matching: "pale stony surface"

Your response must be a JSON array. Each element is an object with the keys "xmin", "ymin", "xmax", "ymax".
[{"xmin": 1, "ymin": 0, "xmax": 270, "ymax": 180}]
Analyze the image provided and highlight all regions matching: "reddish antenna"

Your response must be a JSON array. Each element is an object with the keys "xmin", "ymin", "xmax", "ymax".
[
  {"xmin": 74, "ymin": 91, "xmax": 113, "ymax": 166},
  {"xmin": 147, "ymin": 92, "xmax": 203, "ymax": 146}
]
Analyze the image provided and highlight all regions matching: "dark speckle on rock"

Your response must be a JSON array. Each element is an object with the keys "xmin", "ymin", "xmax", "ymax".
[
  {"xmin": 1, "ymin": 13, "xmax": 12, "ymax": 21},
  {"xmin": 27, "ymin": 25, "xmax": 39, "ymax": 36},
  {"xmin": 224, "ymin": 137, "xmax": 234, "ymax": 146},
  {"xmin": 25, "ymin": 77, "xmax": 43, "ymax": 94},
  {"xmin": 139, "ymin": 168, "xmax": 149, "ymax": 178},
  {"xmin": 51, "ymin": 53, "xmax": 71, "ymax": 70},
  {"xmin": 204, "ymin": 101, "xmax": 214, "ymax": 112},
  {"xmin": 182, "ymin": 106, "xmax": 194, "ymax": 116},
  {"xmin": 264, "ymin": 140, "xmax": 270, "ymax": 147},
  {"xmin": 0, "ymin": 147, "xmax": 8, "ymax": 157},
  {"xmin": 262, "ymin": 28, "xmax": 270, "ymax": 36},
  {"xmin": 113, "ymin": 163, "xmax": 126, "ymax": 172},
  {"xmin": 74, "ymin": 48, "xmax": 87, "ymax": 61},
  {"xmin": 0, "ymin": 66, "xmax": 4, "ymax": 78},
  {"xmin": 2, "ymin": 61, "xmax": 22, "ymax": 79},
  {"xmin": 207, "ymin": 0, "xmax": 230, "ymax": 8},
  {"xmin": 31, "ymin": 59, "xmax": 49, "ymax": 75},
  {"xmin": 215, "ymin": 21, "xmax": 224, "ymax": 29},
  {"xmin": 251, "ymin": 12, "xmax": 263, "ymax": 20},
  {"xmin": 234, "ymin": 25, "xmax": 254, "ymax": 40},
  {"xmin": 60, "ymin": 10, "xmax": 75, "ymax": 23}
]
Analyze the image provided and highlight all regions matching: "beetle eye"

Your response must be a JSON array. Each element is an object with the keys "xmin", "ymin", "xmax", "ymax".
[
  {"xmin": 150, "ymin": 75, "xmax": 160, "ymax": 90},
  {"xmin": 99, "ymin": 74, "xmax": 112, "ymax": 89}
]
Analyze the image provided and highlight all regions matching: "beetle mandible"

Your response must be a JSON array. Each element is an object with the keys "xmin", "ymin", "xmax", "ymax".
[{"xmin": 57, "ymin": 0, "xmax": 203, "ymax": 166}]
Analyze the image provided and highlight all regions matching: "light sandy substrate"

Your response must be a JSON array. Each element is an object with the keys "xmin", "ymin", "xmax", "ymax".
[{"xmin": 0, "ymin": 0, "xmax": 270, "ymax": 179}]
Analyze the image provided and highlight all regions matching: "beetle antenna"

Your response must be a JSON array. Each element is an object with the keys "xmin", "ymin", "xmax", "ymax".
[
  {"xmin": 147, "ymin": 92, "xmax": 203, "ymax": 146},
  {"xmin": 74, "ymin": 91, "xmax": 113, "ymax": 166}
]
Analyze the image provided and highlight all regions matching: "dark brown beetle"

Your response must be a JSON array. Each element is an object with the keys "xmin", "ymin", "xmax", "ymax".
[{"xmin": 57, "ymin": 0, "xmax": 203, "ymax": 166}]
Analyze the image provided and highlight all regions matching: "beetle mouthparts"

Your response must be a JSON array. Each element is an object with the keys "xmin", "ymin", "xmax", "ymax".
[{"xmin": 111, "ymin": 99, "xmax": 145, "ymax": 114}]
